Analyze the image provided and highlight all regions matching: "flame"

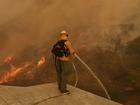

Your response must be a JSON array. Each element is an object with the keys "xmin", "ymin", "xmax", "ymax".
[
  {"xmin": 37, "ymin": 57, "xmax": 46, "ymax": 67},
  {"xmin": 0, "ymin": 63, "xmax": 30, "ymax": 84},
  {"xmin": 0, "ymin": 55, "xmax": 46, "ymax": 84},
  {"xmin": 0, "ymin": 56, "xmax": 13, "ymax": 66},
  {"xmin": 4, "ymin": 56, "xmax": 13, "ymax": 63}
]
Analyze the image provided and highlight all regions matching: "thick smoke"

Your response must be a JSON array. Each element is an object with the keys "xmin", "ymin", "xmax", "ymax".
[
  {"xmin": 0, "ymin": 0, "xmax": 140, "ymax": 57},
  {"xmin": 0, "ymin": 1, "xmax": 140, "ymax": 104}
]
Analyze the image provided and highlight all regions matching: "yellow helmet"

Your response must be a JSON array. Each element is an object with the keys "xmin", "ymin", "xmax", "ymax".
[{"xmin": 60, "ymin": 30, "xmax": 68, "ymax": 35}]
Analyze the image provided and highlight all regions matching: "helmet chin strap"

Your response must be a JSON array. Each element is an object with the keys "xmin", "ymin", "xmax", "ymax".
[{"xmin": 74, "ymin": 54, "xmax": 111, "ymax": 100}]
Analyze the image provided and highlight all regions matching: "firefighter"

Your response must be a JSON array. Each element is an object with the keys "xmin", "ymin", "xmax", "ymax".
[{"xmin": 52, "ymin": 30, "xmax": 75, "ymax": 94}]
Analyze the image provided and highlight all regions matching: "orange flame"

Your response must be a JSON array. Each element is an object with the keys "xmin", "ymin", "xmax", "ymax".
[
  {"xmin": 0, "ymin": 56, "xmax": 13, "ymax": 66},
  {"xmin": 4, "ymin": 56, "xmax": 13, "ymax": 63},
  {"xmin": 0, "ymin": 63, "xmax": 30, "ymax": 84},
  {"xmin": 0, "ymin": 56, "xmax": 46, "ymax": 84},
  {"xmin": 37, "ymin": 57, "xmax": 46, "ymax": 67}
]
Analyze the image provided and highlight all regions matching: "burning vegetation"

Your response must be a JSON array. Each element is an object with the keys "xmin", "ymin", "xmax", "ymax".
[
  {"xmin": 0, "ymin": 49, "xmax": 47, "ymax": 86},
  {"xmin": 0, "ymin": 34, "xmax": 140, "ymax": 105},
  {"xmin": 0, "ymin": 0, "xmax": 140, "ymax": 104}
]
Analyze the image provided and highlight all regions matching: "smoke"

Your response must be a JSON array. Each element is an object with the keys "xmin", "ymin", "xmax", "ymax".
[
  {"xmin": 0, "ymin": 0, "xmax": 140, "ymax": 57},
  {"xmin": 0, "ymin": 0, "xmax": 33, "ymax": 25}
]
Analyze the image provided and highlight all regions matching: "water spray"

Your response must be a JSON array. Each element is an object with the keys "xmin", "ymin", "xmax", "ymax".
[{"xmin": 74, "ymin": 54, "xmax": 111, "ymax": 100}]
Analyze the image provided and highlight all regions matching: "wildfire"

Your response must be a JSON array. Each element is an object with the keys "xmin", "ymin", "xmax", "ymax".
[
  {"xmin": 0, "ymin": 55, "xmax": 46, "ymax": 85},
  {"xmin": 4, "ymin": 56, "xmax": 13, "ymax": 63},
  {"xmin": 37, "ymin": 57, "xmax": 46, "ymax": 67},
  {"xmin": 0, "ymin": 56, "xmax": 13, "ymax": 66},
  {"xmin": 0, "ymin": 63, "xmax": 30, "ymax": 84}
]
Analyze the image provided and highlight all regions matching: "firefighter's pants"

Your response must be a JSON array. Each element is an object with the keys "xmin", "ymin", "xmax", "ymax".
[{"xmin": 55, "ymin": 59, "xmax": 73, "ymax": 91}]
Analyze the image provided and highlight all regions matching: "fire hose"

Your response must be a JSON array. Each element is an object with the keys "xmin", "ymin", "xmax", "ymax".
[
  {"xmin": 72, "ymin": 62, "xmax": 78, "ymax": 87},
  {"xmin": 32, "ymin": 53, "xmax": 111, "ymax": 105},
  {"xmin": 74, "ymin": 54, "xmax": 111, "ymax": 100}
]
